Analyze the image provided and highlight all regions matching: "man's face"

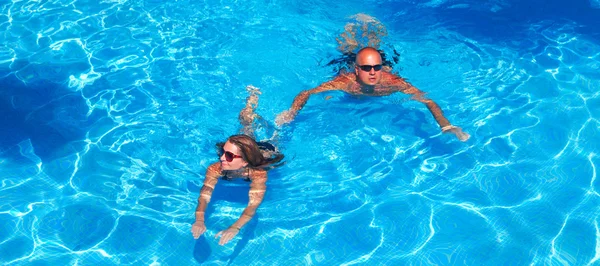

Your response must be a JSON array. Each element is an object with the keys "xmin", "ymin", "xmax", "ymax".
[{"xmin": 355, "ymin": 52, "xmax": 383, "ymax": 86}]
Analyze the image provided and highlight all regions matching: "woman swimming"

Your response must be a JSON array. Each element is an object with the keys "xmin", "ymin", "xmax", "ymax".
[{"xmin": 191, "ymin": 85, "xmax": 284, "ymax": 245}]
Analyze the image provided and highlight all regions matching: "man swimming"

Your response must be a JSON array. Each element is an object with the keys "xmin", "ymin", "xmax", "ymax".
[{"xmin": 275, "ymin": 46, "xmax": 470, "ymax": 142}]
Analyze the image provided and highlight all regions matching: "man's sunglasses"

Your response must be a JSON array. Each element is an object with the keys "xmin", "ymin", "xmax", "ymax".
[
  {"xmin": 219, "ymin": 149, "xmax": 243, "ymax": 162},
  {"xmin": 357, "ymin": 64, "xmax": 383, "ymax": 72}
]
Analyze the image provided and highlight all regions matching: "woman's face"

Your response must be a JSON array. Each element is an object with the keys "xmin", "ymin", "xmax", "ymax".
[{"xmin": 220, "ymin": 141, "xmax": 248, "ymax": 170}]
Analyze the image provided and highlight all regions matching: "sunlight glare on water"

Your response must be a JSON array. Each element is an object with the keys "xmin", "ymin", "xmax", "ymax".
[{"xmin": 0, "ymin": 0, "xmax": 599, "ymax": 265}]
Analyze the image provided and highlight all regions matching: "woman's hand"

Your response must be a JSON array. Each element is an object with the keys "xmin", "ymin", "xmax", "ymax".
[
  {"xmin": 191, "ymin": 221, "xmax": 207, "ymax": 239},
  {"xmin": 215, "ymin": 227, "xmax": 240, "ymax": 245}
]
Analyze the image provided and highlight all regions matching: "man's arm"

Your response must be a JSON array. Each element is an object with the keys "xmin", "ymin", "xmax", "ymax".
[
  {"xmin": 389, "ymin": 75, "xmax": 470, "ymax": 141},
  {"xmin": 191, "ymin": 162, "xmax": 221, "ymax": 239},
  {"xmin": 400, "ymin": 83, "xmax": 451, "ymax": 128},
  {"xmin": 276, "ymin": 75, "xmax": 352, "ymax": 126}
]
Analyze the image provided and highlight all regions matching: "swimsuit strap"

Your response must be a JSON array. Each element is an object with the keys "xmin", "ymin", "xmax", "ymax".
[{"xmin": 257, "ymin": 141, "xmax": 276, "ymax": 152}]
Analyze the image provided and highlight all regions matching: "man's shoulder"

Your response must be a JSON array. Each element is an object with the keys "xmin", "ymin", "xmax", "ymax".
[
  {"xmin": 381, "ymin": 71, "xmax": 407, "ymax": 84},
  {"xmin": 316, "ymin": 73, "xmax": 355, "ymax": 92},
  {"xmin": 333, "ymin": 72, "xmax": 356, "ymax": 81},
  {"xmin": 381, "ymin": 71, "xmax": 402, "ymax": 78}
]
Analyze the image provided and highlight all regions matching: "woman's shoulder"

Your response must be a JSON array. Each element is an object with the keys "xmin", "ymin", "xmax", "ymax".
[
  {"xmin": 207, "ymin": 162, "xmax": 223, "ymax": 175},
  {"xmin": 249, "ymin": 168, "xmax": 268, "ymax": 181}
]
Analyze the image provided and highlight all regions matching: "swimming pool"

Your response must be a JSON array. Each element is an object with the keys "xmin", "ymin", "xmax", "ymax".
[{"xmin": 1, "ymin": 0, "xmax": 599, "ymax": 265}]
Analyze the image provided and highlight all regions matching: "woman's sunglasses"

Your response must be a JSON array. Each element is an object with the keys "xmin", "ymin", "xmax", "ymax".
[
  {"xmin": 357, "ymin": 64, "xmax": 383, "ymax": 72},
  {"xmin": 219, "ymin": 149, "xmax": 243, "ymax": 162}
]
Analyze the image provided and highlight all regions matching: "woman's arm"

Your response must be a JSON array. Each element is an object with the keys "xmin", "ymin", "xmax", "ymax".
[
  {"xmin": 215, "ymin": 169, "xmax": 268, "ymax": 245},
  {"xmin": 233, "ymin": 170, "xmax": 267, "ymax": 229},
  {"xmin": 191, "ymin": 162, "xmax": 221, "ymax": 239}
]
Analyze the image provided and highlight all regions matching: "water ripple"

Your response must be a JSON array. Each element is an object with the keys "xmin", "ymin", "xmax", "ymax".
[{"xmin": 1, "ymin": 1, "xmax": 599, "ymax": 265}]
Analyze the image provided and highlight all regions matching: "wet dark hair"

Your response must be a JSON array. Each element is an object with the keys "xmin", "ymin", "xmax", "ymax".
[{"xmin": 216, "ymin": 134, "xmax": 284, "ymax": 170}]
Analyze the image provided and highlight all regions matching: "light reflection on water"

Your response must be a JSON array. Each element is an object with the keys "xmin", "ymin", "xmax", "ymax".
[{"xmin": 0, "ymin": 0, "xmax": 599, "ymax": 265}]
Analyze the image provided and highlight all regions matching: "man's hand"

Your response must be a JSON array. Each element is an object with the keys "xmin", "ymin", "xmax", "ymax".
[
  {"xmin": 215, "ymin": 227, "xmax": 240, "ymax": 245},
  {"xmin": 275, "ymin": 110, "xmax": 295, "ymax": 127},
  {"xmin": 443, "ymin": 126, "xmax": 470, "ymax": 142},
  {"xmin": 191, "ymin": 221, "xmax": 206, "ymax": 239}
]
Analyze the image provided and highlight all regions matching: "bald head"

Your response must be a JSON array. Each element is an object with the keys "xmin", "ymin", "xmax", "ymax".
[
  {"xmin": 354, "ymin": 47, "xmax": 383, "ymax": 86},
  {"xmin": 355, "ymin": 47, "xmax": 382, "ymax": 65}
]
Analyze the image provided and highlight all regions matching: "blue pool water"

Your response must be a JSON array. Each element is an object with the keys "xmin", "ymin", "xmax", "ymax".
[{"xmin": 1, "ymin": 0, "xmax": 600, "ymax": 265}]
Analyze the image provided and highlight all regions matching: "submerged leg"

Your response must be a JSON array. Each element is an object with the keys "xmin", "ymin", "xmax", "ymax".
[
  {"xmin": 334, "ymin": 14, "xmax": 396, "ymax": 72},
  {"xmin": 336, "ymin": 13, "xmax": 388, "ymax": 54},
  {"xmin": 238, "ymin": 85, "xmax": 283, "ymax": 148},
  {"xmin": 238, "ymin": 85, "xmax": 262, "ymax": 137}
]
